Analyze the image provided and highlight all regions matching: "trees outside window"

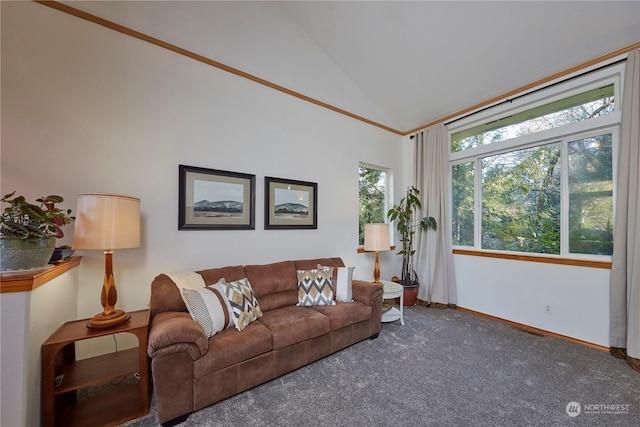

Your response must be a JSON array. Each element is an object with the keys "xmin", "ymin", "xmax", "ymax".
[
  {"xmin": 359, "ymin": 165, "xmax": 388, "ymax": 245},
  {"xmin": 481, "ymin": 143, "xmax": 561, "ymax": 254},
  {"xmin": 452, "ymin": 161, "xmax": 474, "ymax": 246},
  {"xmin": 568, "ymin": 134, "xmax": 613, "ymax": 255}
]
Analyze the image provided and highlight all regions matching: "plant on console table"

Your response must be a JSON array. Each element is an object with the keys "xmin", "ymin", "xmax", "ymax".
[
  {"xmin": 0, "ymin": 191, "xmax": 74, "ymax": 271},
  {"xmin": 387, "ymin": 186, "xmax": 436, "ymax": 306}
]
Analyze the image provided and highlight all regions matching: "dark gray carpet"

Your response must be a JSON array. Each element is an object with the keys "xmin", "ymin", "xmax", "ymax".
[{"xmin": 121, "ymin": 306, "xmax": 639, "ymax": 426}]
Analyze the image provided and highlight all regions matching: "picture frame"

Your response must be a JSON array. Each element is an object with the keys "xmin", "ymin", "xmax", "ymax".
[
  {"xmin": 265, "ymin": 177, "xmax": 317, "ymax": 229},
  {"xmin": 179, "ymin": 165, "xmax": 255, "ymax": 230}
]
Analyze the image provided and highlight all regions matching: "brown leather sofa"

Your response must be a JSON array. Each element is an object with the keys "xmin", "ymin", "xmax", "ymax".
[{"xmin": 147, "ymin": 257, "xmax": 383, "ymax": 426}]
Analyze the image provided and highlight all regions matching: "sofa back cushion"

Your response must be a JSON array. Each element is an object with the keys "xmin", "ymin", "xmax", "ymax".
[
  {"xmin": 149, "ymin": 265, "xmax": 246, "ymax": 319},
  {"xmin": 197, "ymin": 265, "xmax": 247, "ymax": 286},
  {"xmin": 244, "ymin": 261, "xmax": 297, "ymax": 311},
  {"xmin": 294, "ymin": 257, "xmax": 345, "ymax": 270}
]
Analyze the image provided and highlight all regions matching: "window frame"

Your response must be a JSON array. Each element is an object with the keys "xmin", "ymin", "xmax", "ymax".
[
  {"xmin": 451, "ymin": 84, "xmax": 615, "ymax": 151},
  {"xmin": 448, "ymin": 62, "xmax": 624, "ymax": 262}
]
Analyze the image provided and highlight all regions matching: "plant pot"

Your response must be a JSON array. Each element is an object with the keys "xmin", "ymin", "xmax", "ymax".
[
  {"xmin": 401, "ymin": 281, "xmax": 419, "ymax": 307},
  {"xmin": 0, "ymin": 236, "xmax": 56, "ymax": 271}
]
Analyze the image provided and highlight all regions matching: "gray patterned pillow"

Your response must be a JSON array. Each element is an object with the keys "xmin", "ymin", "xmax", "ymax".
[
  {"xmin": 297, "ymin": 268, "xmax": 336, "ymax": 306},
  {"xmin": 220, "ymin": 278, "xmax": 263, "ymax": 331}
]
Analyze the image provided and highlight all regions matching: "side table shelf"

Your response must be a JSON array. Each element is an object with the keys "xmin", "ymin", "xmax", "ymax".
[{"xmin": 41, "ymin": 309, "xmax": 150, "ymax": 427}]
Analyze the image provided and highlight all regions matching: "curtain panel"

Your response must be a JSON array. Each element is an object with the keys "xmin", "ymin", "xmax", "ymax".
[
  {"xmin": 413, "ymin": 124, "xmax": 457, "ymax": 306},
  {"xmin": 609, "ymin": 49, "xmax": 640, "ymax": 372}
]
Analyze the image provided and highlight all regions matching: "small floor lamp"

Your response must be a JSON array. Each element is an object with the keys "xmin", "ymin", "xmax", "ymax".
[
  {"xmin": 364, "ymin": 223, "xmax": 390, "ymax": 283},
  {"xmin": 73, "ymin": 193, "xmax": 140, "ymax": 329}
]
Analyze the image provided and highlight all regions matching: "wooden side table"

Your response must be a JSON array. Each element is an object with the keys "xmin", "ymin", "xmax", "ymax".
[{"xmin": 41, "ymin": 309, "xmax": 150, "ymax": 427}]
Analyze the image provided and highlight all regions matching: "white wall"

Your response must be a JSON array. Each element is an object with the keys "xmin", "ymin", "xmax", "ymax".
[
  {"xmin": 1, "ymin": 2, "xmax": 405, "ymax": 324},
  {"xmin": 0, "ymin": 269, "xmax": 79, "ymax": 427},
  {"xmin": 0, "ymin": 292, "xmax": 29, "ymax": 427},
  {"xmin": 454, "ymin": 254, "xmax": 610, "ymax": 346}
]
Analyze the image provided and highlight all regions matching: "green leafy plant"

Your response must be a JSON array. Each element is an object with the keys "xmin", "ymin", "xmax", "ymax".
[
  {"xmin": 387, "ymin": 186, "xmax": 437, "ymax": 285},
  {"xmin": 1, "ymin": 191, "xmax": 74, "ymax": 241}
]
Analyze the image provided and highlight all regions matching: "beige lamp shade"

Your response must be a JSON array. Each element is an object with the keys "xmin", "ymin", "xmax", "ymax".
[
  {"xmin": 73, "ymin": 194, "xmax": 140, "ymax": 250},
  {"xmin": 364, "ymin": 223, "xmax": 390, "ymax": 252}
]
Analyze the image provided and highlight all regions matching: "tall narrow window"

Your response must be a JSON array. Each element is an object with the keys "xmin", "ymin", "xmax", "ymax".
[
  {"xmin": 568, "ymin": 133, "xmax": 613, "ymax": 255},
  {"xmin": 452, "ymin": 161, "xmax": 475, "ymax": 246},
  {"xmin": 359, "ymin": 164, "xmax": 388, "ymax": 246}
]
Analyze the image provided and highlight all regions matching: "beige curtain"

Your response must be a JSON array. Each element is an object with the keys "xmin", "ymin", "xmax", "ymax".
[
  {"xmin": 414, "ymin": 124, "xmax": 457, "ymax": 306},
  {"xmin": 609, "ymin": 49, "xmax": 640, "ymax": 372}
]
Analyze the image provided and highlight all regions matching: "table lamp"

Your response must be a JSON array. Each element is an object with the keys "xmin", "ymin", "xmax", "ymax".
[
  {"xmin": 364, "ymin": 223, "xmax": 390, "ymax": 283},
  {"xmin": 73, "ymin": 193, "xmax": 140, "ymax": 329}
]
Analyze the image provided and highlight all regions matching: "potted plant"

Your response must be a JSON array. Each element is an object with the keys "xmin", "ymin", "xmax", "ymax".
[
  {"xmin": 387, "ymin": 186, "xmax": 436, "ymax": 306},
  {"xmin": 0, "ymin": 191, "xmax": 74, "ymax": 271}
]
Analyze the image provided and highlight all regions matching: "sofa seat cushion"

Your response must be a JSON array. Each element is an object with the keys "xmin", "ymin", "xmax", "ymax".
[
  {"xmin": 194, "ymin": 320, "xmax": 272, "ymax": 377},
  {"xmin": 259, "ymin": 306, "xmax": 330, "ymax": 350},
  {"xmin": 311, "ymin": 301, "xmax": 372, "ymax": 331}
]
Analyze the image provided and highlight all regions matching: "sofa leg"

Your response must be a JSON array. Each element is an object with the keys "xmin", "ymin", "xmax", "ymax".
[
  {"xmin": 162, "ymin": 413, "xmax": 191, "ymax": 427},
  {"xmin": 369, "ymin": 333, "xmax": 379, "ymax": 340}
]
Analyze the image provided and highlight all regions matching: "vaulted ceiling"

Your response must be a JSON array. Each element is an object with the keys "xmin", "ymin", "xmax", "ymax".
[{"xmin": 59, "ymin": 1, "xmax": 639, "ymax": 134}]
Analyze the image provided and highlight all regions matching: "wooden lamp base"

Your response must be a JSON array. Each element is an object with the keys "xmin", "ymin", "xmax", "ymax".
[
  {"xmin": 86, "ymin": 250, "xmax": 130, "ymax": 329},
  {"xmin": 373, "ymin": 250, "xmax": 381, "ymax": 283},
  {"xmin": 86, "ymin": 309, "xmax": 130, "ymax": 329}
]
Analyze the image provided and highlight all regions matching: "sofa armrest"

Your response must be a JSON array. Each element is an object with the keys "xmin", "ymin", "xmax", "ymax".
[
  {"xmin": 147, "ymin": 312, "xmax": 208, "ymax": 361},
  {"xmin": 352, "ymin": 280, "xmax": 383, "ymax": 306}
]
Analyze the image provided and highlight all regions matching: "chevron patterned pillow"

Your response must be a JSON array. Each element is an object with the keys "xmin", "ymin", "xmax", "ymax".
[
  {"xmin": 297, "ymin": 268, "xmax": 336, "ymax": 306},
  {"xmin": 220, "ymin": 278, "xmax": 263, "ymax": 331},
  {"xmin": 182, "ymin": 279, "xmax": 233, "ymax": 337},
  {"xmin": 318, "ymin": 264, "xmax": 355, "ymax": 302}
]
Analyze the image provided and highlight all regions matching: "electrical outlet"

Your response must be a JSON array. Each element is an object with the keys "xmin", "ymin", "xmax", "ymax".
[
  {"xmin": 54, "ymin": 374, "xmax": 64, "ymax": 388},
  {"xmin": 544, "ymin": 304, "xmax": 553, "ymax": 315}
]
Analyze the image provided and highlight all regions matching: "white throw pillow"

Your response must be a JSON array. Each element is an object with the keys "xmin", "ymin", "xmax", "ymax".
[
  {"xmin": 182, "ymin": 279, "xmax": 233, "ymax": 337},
  {"xmin": 334, "ymin": 266, "xmax": 355, "ymax": 302}
]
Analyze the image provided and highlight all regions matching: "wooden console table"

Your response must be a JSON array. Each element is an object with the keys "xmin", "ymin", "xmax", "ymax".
[{"xmin": 41, "ymin": 309, "xmax": 150, "ymax": 427}]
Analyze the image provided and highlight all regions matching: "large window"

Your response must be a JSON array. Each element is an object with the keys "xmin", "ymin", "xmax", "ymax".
[
  {"xmin": 450, "ymin": 66, "xmax": 621, "ymax": 258},
  {"xmin": 359, "ymin": 164, "xmax": 389, "ymax": 245}
]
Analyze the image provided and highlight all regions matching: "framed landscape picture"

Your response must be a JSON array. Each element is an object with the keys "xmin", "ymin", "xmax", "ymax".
[
  {"xmin": 179, "ymin": 165, "xmax": 255, "ymax": 230},
  {"xmin": 265, "ymin": 176, "xmax": 317, "ymax": 229}
]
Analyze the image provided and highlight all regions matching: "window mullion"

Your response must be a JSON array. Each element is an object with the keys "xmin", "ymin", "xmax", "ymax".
[
  {"xmin": 560, "ymin": 138, "xmax": 569, "ymax": 256},
  {"xmin": 475, "ymin": 157, "xmax": 482, "ymax": 249}
]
